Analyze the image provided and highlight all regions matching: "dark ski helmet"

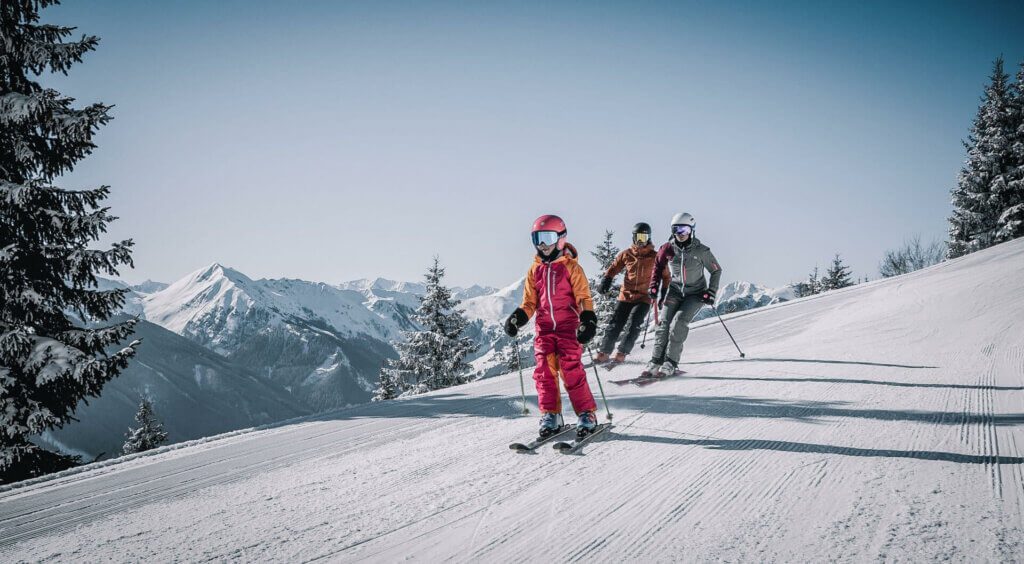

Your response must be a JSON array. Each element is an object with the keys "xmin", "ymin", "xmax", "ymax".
[{"xmin": 632, "ymin": 222, "xmax": 652, "ymax": 245}]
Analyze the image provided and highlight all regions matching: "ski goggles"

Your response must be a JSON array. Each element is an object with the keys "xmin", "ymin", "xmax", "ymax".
[
  {"xmin": 672, "ymin": 224, "xmax": 692, "ymax": 236},
  {"xmin": 633, "ymin": 232, "xmax": 650, "ymax": 244},
  {"xmin": 532, "ymin": 230, "xmax": 561, "ymax": 247}
]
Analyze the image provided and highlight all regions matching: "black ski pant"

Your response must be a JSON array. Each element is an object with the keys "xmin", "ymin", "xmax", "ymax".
[
  {"xmin": 650, "ymin": 290, "xmax": 705, "ymax": 366},
  {"xmin": 598, "ymin": 300, "xmax": 651, "ymax": 356}
]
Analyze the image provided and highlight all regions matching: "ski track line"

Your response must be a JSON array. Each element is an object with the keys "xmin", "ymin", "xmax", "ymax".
[
  {"xmin": 469, "ymin": 411, "xmax": 652, "ymax": 560},
  {"xmin": 462, "ymin": 414, "xmax": 651, "ymax": 560},
  {"xmin": 2, "ymin": 390, "xmax": 501, "ymax": 513},
  {"xmin": 0, "ymin": 416, "xmax": 472, "ymax": 548},
  {"xmin": 318, "ymin": 413, "xmax": 639, "ymax": 562},
  {"xmin": 612, "ymin": 369, "xmax": 882, "ymax": 560},
  {"xmin": 208, "ymin": 420, "xmax": 507, "ymax": 562},
  {"xmin": 12, "ymin": 413, "xmax": 512, "ymax": 560}
]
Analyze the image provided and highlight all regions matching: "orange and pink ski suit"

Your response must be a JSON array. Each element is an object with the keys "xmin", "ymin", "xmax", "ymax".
[{"xmin": 518, "ymin": 244, "xmax": 597, "ymax": 415}]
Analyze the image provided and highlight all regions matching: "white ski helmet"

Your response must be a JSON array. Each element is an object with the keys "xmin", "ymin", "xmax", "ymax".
[{"xmin": 670, "ymin": 212, "xmax": 695, "ymax": 228}]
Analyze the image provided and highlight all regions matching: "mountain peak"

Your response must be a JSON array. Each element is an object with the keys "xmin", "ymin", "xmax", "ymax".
[{"xmin": 191, "ymin": 262, "xmax": 251, "ymax": 285}]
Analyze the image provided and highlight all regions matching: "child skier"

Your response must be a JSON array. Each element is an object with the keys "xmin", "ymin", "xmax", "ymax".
[
  {"xmin": 503, "ymin": 214, "xmax": 600, "ymax": 439},
  {"xmin": 593, "ymin": 222, "xmax": 668, "ymax": 365},
  {"xmin": 645, "ymin": 212, "xmax": 723, "ymax": 377}
]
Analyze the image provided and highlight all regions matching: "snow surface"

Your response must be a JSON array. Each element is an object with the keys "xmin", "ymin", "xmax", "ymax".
[{"xmin": 4, "ymin": 239, "xmax": 1024, "ymax": 561}]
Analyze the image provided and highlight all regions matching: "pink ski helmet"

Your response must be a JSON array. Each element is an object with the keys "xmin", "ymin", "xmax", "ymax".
[{"xmin": 531, "ymin": 214, "xmax": 568, "ymax": 250}]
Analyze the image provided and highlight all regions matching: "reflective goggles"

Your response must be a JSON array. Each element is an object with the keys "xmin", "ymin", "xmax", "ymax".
[
  {"xmin": 672, "ymin": 224, "xmax": 692, "ymax": 236},
  {"xmin": 532, "ymin": 230, "xmax": 561, "ymax": 247},
  {"xmin": 633, "ymin": 232, "xmax": 650, "ymax": 244}
]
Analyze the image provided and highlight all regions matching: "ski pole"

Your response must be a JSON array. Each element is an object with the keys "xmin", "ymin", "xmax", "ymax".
[
  {"xmin": 710, "ymin": 305, "xmax": 746, "ymax": 358},
  {"xmin": 513, "ymin": 336, "xmax": 529, "ymax": 415},
  {"xmin": 639, "ymin": 305, "xmax": 653, "ymax": 349},
  {"xmin": 586, "ymin": 345, "xmax": 613, "ymax": 422}
]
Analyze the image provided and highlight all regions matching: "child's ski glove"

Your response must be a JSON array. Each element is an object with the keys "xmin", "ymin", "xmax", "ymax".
[
  {"xmin": 576, "ymin": 310, "xmax": 598, "ymax": 344},
  {"xmin": 598, "ymin": 276, "xmax": 612, "ymax": 296},
  {"xmin": 504, "ymin": 308, "xmax": 529, "ymax": 337}
]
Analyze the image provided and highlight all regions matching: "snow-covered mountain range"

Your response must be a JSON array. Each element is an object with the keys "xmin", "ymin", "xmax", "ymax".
[
  {"xmin": 39, "ymin": 319, "xmax": 309, "ymax": 460},
  {"xmin": 115, "ymin": 265, "xmax": 799, "ymax": 391}
]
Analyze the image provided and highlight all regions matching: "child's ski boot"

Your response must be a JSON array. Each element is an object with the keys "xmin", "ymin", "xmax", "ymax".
[
  {"xmin": 576, "ymin": 411, "xmax": 598, "ymax": 439},
  {"xmin": 538, "ymin": 412, "xmax": 564, "ymax": 438}
]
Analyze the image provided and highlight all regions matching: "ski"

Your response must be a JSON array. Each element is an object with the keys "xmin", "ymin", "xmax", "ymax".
[
  {"xmin": 610, "ymin": 370, "xmax": 686, "ymax": 386},
  {"xmin": 552, "ymin": 423, "xmax": 613, "ymax": 454},
  {"xmin": 509, "ymin": 424, "xmax": 578, "ymax": 453},
  {"xmin": 635, "ymin": 370, "xmax": 686, "ymax": 387}
]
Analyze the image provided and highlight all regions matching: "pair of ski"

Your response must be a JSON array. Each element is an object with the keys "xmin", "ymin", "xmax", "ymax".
[
  {"xmin": 509, "ymin": 423, "xmax": 613, "ymax": 454},
  {"xmin": 610, "ymin": 369, "xmax": 686, "ymax": 387}
]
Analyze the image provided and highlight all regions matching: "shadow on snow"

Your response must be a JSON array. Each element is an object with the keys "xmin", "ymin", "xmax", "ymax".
[
  {"xmin": 680, "ymin": 357, "xmax": 938, "ymax": 369},
  {"xmin": 683, "ymin": 374, "xmax": 1024, "ymax": 391},
  {"xmin": 612, "ymin": 431, "xmax": 1024, "ymax": 465},
  {"xmin": 606, "ymin": 394, "xmax": 1024, "ymax": 427}
]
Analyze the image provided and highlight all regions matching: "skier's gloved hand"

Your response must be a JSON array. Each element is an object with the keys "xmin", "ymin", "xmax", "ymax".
[
  {"xmin": 504, "ymin": 308, "xmax": 529, "ymax": 337},
  {"xmin": 598, "ymin": 276, "xmax": 612, "ymax": 296},
  {"xmin": 576, "ymin": 310, "xmax": 598, "ymax": 344},
  {"xmin": 701, "ymin": 289, "xmax": 716, "ymax": 305},
  {"xmin": 648, "ymin": 287, "xmax": 659, "ymax": 305}
]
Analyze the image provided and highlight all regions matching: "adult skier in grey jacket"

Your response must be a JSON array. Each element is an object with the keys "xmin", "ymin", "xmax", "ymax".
[{"xmin": 644, "ymin": 212, "xmax": 722, "ymax": 376}]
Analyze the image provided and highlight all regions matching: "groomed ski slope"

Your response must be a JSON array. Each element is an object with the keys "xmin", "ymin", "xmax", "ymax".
[{"xmin": 2, "ymin": 239, "xmax": 1024, "ymax": 562}]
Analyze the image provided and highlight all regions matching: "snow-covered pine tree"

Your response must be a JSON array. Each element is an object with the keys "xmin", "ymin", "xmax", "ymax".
[
  {"xmin": 1, "ymin": 1, "xmax": 138, "ymax": 483},
  {"xmin": 995, "ymin": 60, "xmax": 1024, "ymax": 243},
  {"xmin": 949, "ymin": 57, "xmax": 1015, "ymax": 257},
  {"xmin": 372, "ymin": 364, "xmax": 405, "ymax": 401},
  {"xmin": 122, "ymin": 398, "xmax": 167, "ymax": 455},
  {"xmin": 795, "ymin": 266, "xmax": 821, "ymax": 297},
  {"xmin": 374, "ymin": 257, "xmax": 476, "ymax": 398},
  {"xmin": 504, "ymin": 337, "xmax": 525, "ymax": 372},
  {"xmin": 821, "ymin": 254, "xmax": 854, "ymax": 291},
  {"xmin": 589, "ymin": 230, "xmax": 620, "ymax": 344}
]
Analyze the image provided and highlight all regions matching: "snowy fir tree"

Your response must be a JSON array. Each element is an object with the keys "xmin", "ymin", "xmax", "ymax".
[
  {"xmin": 589, "ymin": 230, "xmax": 620, "ymax": 344},
  {"xmin": 995, "ymin": 61, "xmax": 1024, "ymax": 243},
  {"xmin": 373, "ymin": 257, "xmax": 476, "ymax": 398},
  {"xmin": 372, "ymin": 364, "xmax": 404, "ymax": 401},
  {"xmin": 821, "ymin": 254, "xmax": 854, "ymax": 291},
  {"xmin": 503, "ymin": 338, "xmax": 522, "ymax": 372},
  {"xmin": 948, "ymin": 57, "xmax": 1017, "ymax": 258},
  {"xmin": 1, "ymin": 0, "xmax": 138, "ymax": 483},
  {"xmin": 122, "ymin": 398, "xmax": 167, "ymax": 455},
  {"xmin": 795, "ymin": 266, "xmax": 822, "ymax": 297}
]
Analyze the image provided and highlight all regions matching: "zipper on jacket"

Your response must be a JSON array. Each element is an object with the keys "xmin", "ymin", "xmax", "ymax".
[
  {"xmin": 681, "ymin": 249, "xmax": 687, "ymax": 286},
  {"xmin": 546, "ymin": 264, "xmax": 557, "ymax": 330}
]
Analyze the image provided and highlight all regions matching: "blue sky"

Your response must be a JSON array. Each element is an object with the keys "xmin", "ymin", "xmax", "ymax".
[{"xmin": 44, "ymin": 0, "xmax": 1024, "ymax": 289}]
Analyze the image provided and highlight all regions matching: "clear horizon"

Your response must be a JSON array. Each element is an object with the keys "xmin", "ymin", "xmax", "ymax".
[{"xmin": 43, "ymin": 0, "xmax": 1024, "ymax": 289}]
